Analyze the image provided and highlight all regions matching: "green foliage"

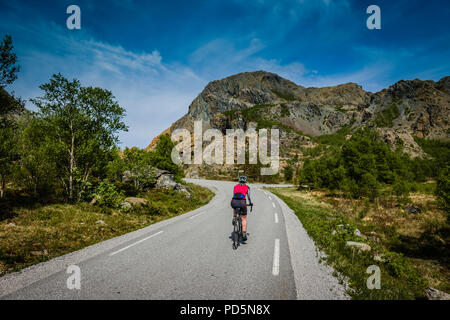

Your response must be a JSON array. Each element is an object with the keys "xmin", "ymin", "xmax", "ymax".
[
  {"xmin": 15, "ymin": 117, "xmax": 56, "ymax": 197},
  {"xmin": 375, "ymin": 102, "xmax": 401, "ymax": 128},
  {"xmin": 146, "ymin": 201, "xmax": 170, "ymax": 216},
  {"xmin": 0, "ymin": 34, "xmax": 20, "ymax": 88},
  {"xmin": 299, "ymin": 127, "xmax": 435, "ymax": 201},
  {"xmin": 107, "ymin": 147, "xmax": 156, "ymax": 191},
  {"xmin": 358, "ymin": 173, "xmax": 379, "ymax": 201},
  {"xmin": 315, "ymin": 126, "xmax": 352, "ymax": 146},
  {"xmin": 280, "ymin": 103, "xmax": 290, "ymax": 117},
  {"xmin": 91, "ymin": 180, "xmax": 124, "ymax": 208},
  {"xmin": 283, "ymin": 164, "xmax": 294, "ymax": 182},
  {"xmin": 150, "ymin": 134, "xmax": 184, "ymax": 181},
  {"xmin": 0, "ymin": 124, "xmax": 18, "ymax": 198},
  {"xmin": 30, "ymin": 74, "xmax": 128, "ymax": 201},
  {"xmin": 435, "ymin": 167, "xmax": 450, "ymax": 220},
  {"xmin": 415, "ymin": 138, "xmax": 450, "ymax": 177},
  {"xmin": 392, "ymin": 178, "xmax": 410, "ymax": 201}
]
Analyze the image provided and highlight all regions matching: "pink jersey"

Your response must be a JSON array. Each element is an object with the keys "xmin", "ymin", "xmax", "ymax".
[{"xmin": 233, "ymin": 184, "xmax": 249, "ymax": 199}]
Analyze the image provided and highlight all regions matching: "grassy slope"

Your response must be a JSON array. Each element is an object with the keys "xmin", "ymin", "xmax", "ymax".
[
  {"xmin": 269, "ymin": 186, "xmax": 449, "ymax": 300},
  {"xmin": 0, "ymin": 183, "xmax": 214, "ymax": 276}
]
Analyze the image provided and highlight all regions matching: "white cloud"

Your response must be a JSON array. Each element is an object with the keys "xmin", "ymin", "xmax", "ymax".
[{"xmin": 5, "ymin": 18, "xmax": 206, "ymax": 149}]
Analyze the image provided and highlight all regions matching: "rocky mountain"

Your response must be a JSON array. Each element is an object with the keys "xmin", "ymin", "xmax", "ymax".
[{"xmin": 147, "ymin": 71, "xmax": 449, "ymax": 169}]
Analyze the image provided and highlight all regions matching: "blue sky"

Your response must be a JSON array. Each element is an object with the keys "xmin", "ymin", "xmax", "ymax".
[{"xmin": 1, "ymin": 0, "xmax": 449, "ymax": 148}]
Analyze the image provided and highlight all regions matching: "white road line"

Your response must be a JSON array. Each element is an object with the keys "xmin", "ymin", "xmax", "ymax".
[
  {"xmin": 109, "ymin": 231, "xmax": 163, "ymax": 256},
  {"xmin": 272, "ymin": 239, "xmax": 280, "ymax": 276},
  {"xmin": 274, "ymin": 213, "xmax": 279, "ymax": 224},
  {"xmin": 189, "ymin": 211, "xmax": 205, "ymax": 219},
  {"xmin": 272, "ymin": 202, "xmax": 276, "ymax": 208},
  {"xmin": 269, "ymin": 196, "xmax": 272, "ymax": 200}
]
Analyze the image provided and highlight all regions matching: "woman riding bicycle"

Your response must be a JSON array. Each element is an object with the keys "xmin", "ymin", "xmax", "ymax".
[{"xmin": 231, "ymin": 176, "xmax": 253, "ymax": 241}]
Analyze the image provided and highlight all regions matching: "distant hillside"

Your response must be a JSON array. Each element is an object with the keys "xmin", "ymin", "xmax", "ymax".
[
  {"xmin": 147, "ymin": 71, "xmax": 449, "ymax": 177},
  {"xmin": 0, "ymin": 87, "xmax": 26, "ymax": 121}
]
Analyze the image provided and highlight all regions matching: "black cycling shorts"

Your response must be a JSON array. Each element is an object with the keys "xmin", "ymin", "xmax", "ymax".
[{"xmin": 231, "ymin": 199, "xmax": 247, "ymax": 215}]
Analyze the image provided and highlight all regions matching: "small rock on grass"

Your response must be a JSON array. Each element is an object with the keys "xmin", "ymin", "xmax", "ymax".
[
  {"xmin": 31, "ymin": 249, "xmax": 48, "ymax": 256},
  {"xmin": 346, "ymin": 241, "xmax": 371, "ymax": 252},
  {"xmin": 373, "ymin": 253, "xmax": 386, "ymax": 262}
]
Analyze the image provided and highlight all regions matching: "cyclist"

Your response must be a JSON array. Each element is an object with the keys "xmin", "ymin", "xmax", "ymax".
[{"xmin": 231, "ymin": 176, "xmax": 253, "ymax": 241}]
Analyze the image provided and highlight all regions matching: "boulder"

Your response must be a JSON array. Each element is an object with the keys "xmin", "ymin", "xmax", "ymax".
[
  {"xmin": 354, "ymin": 229, "xmax": 367, "ymax": 239},
  {"xmin": 346, "ymin": 241, "xmax": 371, "ymax": 252},
  {"xmin": 123, "ymin": 197, "xmax": 149, "ymax": 208},
  {"xmin": 405, "ymin": 205, "xmax": 421, "ymax": 214},
  {"xmin": 156, "ymin": 173, "xmax": 177, "ymax": 189},
  {"xmin": 122, "ymin": 170, "xmax": 134, "ymax": 184},
  {"xmin": 154, "ymin": 168, "xmax": 171, "ymax": 179},
  {"xmin": 425, "ymin": 287, "xmax": 450, "ymax": 300},
  {"xmin": 95, "ymin": 220, "xmax": 107, "ymax": 225},
  {"xmin": 120, "ymin": 201, "xmax": 132, "ymax": 211}
]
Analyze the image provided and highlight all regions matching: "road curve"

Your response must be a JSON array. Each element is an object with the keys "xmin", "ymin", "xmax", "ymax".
[{"xmin": 0, "ymin": 179, "xmax": 348, "ymax": 300}]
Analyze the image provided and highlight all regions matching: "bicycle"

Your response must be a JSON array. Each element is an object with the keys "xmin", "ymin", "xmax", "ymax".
[{"xmin": 232, "ymin": 204, "xmax": 253, "ymax": 250}]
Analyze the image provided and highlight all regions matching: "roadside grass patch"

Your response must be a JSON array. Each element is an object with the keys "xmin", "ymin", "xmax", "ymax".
[
  {"xmin": 268, "ymin": 187, "xmax": 436, "ymax": 299},
  {"xmin": 0, "ymin": 183, "xmax": 213, "ymax": 276}
]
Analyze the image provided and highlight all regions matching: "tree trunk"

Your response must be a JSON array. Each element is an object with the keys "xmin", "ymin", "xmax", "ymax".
[
  {"xmin": 0, "ymin": 175, "xmax": 4, "ymax": 198},
  {"xmin": 69, "ymin": 124, "xmax": 75, "ymax": 201}
]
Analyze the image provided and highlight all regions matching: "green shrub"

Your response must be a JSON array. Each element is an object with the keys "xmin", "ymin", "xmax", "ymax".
[
  {"xmin": 375, "ymin": 103, "xmax": 400, "ymax": 128},
  {"xmin": 280, "ymin": 103, "xmax": 290, "ymax": 117},
  {"xmin": 91, "ymin": 181, "xmax": 124, "ymax": 208},
  {"xmin": 283, "ymin": 164, "xmax": 294, "ymax": 182},
  {"xmin": 392, "ymin": 178, "xmax": 410, "ymax": 201},
  {"xmin": 435, "ymin": 167, "xmax": 450, "ymax": 221}
]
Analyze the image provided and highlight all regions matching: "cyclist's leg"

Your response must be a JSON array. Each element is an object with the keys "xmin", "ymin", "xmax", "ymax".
[
  {"xmin": 242, "ymin": 215, "xmax": 247, "ymax": 233},
  {"xmin": 241, "ymin": 203, "xmax": 248, "ymax": 233}
]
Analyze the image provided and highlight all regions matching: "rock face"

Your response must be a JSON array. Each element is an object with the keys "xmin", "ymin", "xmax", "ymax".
[
  {"xmin": 425, "ymin": 287, "xmax": 450, "ymax": 300},
  {"xmin": 147, "ymin": 71, "xmax": 449, "ymax": 160},
  {"xmin": 155, "ymin": 173, "xmax": 177, "ymax": 189}
]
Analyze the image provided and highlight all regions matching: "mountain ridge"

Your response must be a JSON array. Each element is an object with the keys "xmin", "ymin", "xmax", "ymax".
[{"xmin": 146, "ymin": 71, "xmax": 450, "ymax": 158}]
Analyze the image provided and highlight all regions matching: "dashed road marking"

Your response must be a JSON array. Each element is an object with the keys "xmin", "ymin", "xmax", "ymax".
[
  {"xmin": 109, "ymin": 231, "xmax": 163, "ymax": 256},
  {"xmin": 189, "ymin": 211, "xmax": 205, "ymax": 219},
  {"xmin": 272, "ymin": 239, "xmax": 280, "ymax": 276},
  {"xmin": 274, "ymin": 213, "xmax": 279, "ymax": 224},
  {"xmin": 272, "ymin": 202, "xmax": 276, "ymax": 208}
]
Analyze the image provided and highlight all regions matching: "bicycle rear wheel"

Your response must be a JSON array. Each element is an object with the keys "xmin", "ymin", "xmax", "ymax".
[{"xmin": 232, "ymin": 213, "xmax": 241, "ymax": 250}]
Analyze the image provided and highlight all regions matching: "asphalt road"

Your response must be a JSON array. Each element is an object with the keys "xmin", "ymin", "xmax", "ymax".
[{"xmin": 0, "ymin": 179, "xmax": 348, "ymax": 300}]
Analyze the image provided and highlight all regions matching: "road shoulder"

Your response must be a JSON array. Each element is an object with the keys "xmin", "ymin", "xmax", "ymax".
[{"xmin": 269, "ymin": 191, "xmax": 350, "ymax": 300}]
